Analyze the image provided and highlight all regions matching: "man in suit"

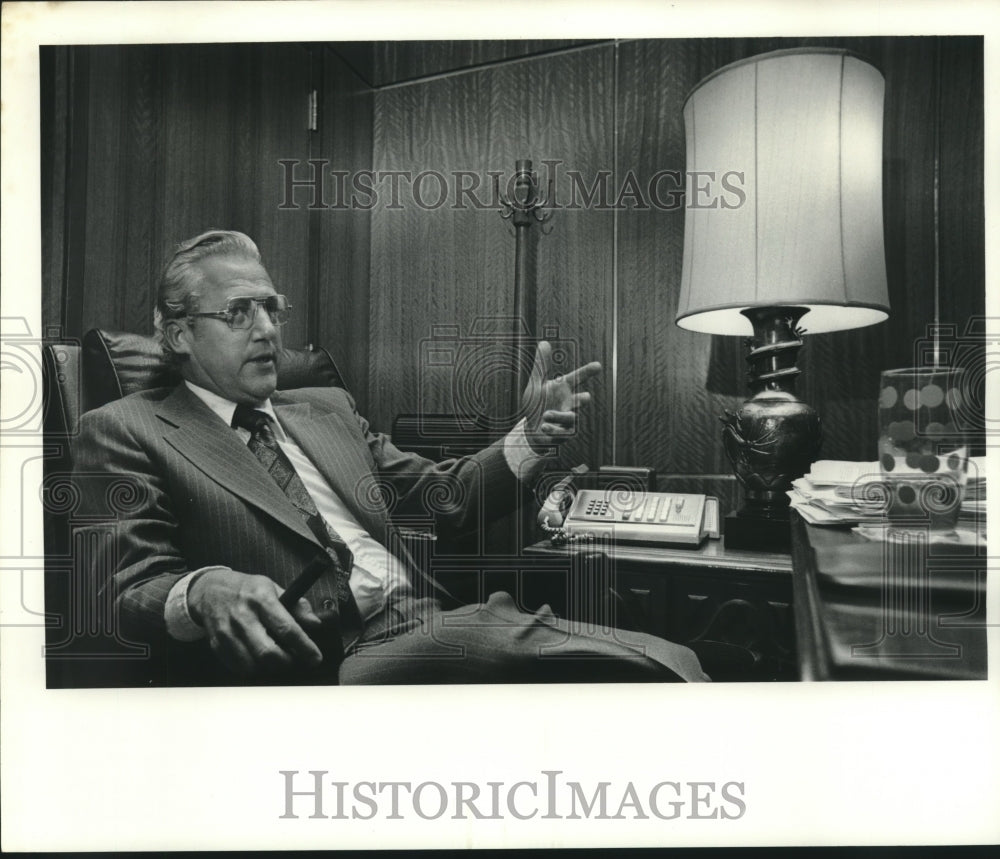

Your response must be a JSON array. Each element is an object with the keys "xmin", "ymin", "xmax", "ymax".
[{"xmin": 75, "ymin": 229, "xmax": 708, "ymax": 684}]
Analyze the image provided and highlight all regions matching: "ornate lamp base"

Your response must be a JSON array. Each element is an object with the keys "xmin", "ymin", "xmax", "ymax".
[{"xmin": 721, "ymin": 306, "xmax": 822, "ymax": 552}]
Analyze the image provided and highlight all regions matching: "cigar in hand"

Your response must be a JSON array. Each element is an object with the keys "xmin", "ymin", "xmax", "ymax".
[{"xmin": 278, "ymin": 554, "xmax": 332, "ymax": 610}]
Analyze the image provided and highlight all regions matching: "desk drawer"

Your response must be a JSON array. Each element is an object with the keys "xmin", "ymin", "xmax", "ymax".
[
  {"xmin": 668, "ymin": 573, "xmax": 794, "ymax": 667},
  {"xmin": 614, "ymin": 572, "xmax": 669, "ymax": 635}
]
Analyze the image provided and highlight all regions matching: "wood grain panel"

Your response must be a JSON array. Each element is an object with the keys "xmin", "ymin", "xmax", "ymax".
[
  {"xmin": 243, "ymin": 45, "xmax": 314, "ymax": 351},
  {"xmin": 61, "ymin": 47, "xmax": 93, "ymax": 340},
  {"xmin": 76, "ymin": 44, "xmax": 169, "ymax": 336},
  {"xmin": 525, "ymin": 48, "xmax": 616, "ymax": 470},
  {"xmin": 326, "ymin": 43, "xmax": 375, "ymax": 87},
  {"xmin": 368, "ymin": 44, "xmax": 615, "ymax": 557},
  {"xmin": 370, "ymin": 68, "xmax": 521, "ymax": 552},
  {"xmin": 40, "ymin": 47, "xmax": 71, "ymax": 335},
  {"xmin": 615, "ymin": 39, "xmax": 740, "ymax": 475},
  {"xmin": 156, "ymin": 44, "xmax": 316, "ymax": 346},
  {"xmin": 937, "ymin": 37, "xmax": 985, "ymax": 325},
  {"xmin": 369, "ymin": 69, "xmax": 524, "ymax": 436},
  {"xmin": 78, "ymin": 46, "xmax": 131, "ymax": 333},
  {"xmin": 158, "ymin": 44, "xmax": 232, "ymax": 261},
  {"xmin": 57, "ymin": 44, "xmax": 314, "ymax": 347},
  {"xmin": 369, "ymin": 44, "xmax": 615, "ymax": 473},
  {"xmin": 371, "ymin": 40, "xmax": 602, "ymax": 87},
  {"xmin": 936, "ymin": 37, "xmax": 986, "ymax": 451},
  {"xmin": 314, "ymin": 47, "xmax": 374, "ymax": 411},
  {"xmin": 119, "ymin": 47, "xmax": 162, "ymax": 337}
]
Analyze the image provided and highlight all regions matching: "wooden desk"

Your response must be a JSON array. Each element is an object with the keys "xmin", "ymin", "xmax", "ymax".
[
  {"xmin": 790, "ymin": 512, "xmax": 988, "ymax": 681},
  {"xmin": 524, "ymin": 537, "xmax": 795, "ymax": 681}
]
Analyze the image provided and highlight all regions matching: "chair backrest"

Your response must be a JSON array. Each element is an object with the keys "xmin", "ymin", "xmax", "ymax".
[
  {"xmin": 43, "ymin": 329, "xmax": 346, "ymax": 463},
  {"xmin": 42, "ymin": 340, "xmax": 85, "ymax": 438},
  {"xmin": 82, "ymin": 327, "xmax": 345, "ymax": 410}
]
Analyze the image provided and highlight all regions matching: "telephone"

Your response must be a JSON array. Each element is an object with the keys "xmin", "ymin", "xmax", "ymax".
[{"xmin": 538, "ymin": 468, "xmax": 721, "ymax": 547}]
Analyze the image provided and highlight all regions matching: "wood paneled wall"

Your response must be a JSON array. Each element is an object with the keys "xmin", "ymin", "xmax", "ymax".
[
  {"xmin": 42, "ymin": 39, "xmax": 983, "ymax": 516},
  {"xmin": 41, "ymin": 43, "xmax": 372, "ymax": 375},
  {"xmin": 314, "ymin": 47, "xmax": 375, "ymax": 410},
  {"xmin": 330, "ymin": 40, "xmax": 602, "ymax": 89},
  {"xmin": 367, "ymin": 37, "xmax": 984, "ymax": 509},
  {"xmin": 368, "ymin": 44, "xmax": 616, "ymax": 472}
]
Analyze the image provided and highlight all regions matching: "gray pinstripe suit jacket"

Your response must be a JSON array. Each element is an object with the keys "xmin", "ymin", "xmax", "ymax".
[{"xmin": 74, "ymin": 383, "xmax": 520, "ymax": 663}]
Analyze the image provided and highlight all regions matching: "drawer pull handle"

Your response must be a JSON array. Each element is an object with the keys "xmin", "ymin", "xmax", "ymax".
[{"xmin": 629, "ymin": 587, "xmax": 651, "ymax": 597}]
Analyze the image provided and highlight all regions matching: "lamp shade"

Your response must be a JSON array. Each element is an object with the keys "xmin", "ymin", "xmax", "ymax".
[{"xmin": 676, "ymin": 48, "xmax": 890, "ymax": 336}]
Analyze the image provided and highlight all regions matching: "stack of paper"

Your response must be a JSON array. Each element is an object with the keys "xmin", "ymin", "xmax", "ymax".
[
  {"xmin": 787, "ymin": 461, "xmax": 884, "ymax": 526},
  {"xmin": 964, "ymin": 457, "xmax": 988, "ymax": 518},
  {"xmin": 788, "ymin": 457, "xmax": 987, "ymax": 527}
]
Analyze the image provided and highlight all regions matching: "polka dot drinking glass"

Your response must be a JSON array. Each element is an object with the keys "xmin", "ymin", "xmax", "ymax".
[{"xmin": 878, "ymin": 367, "xmax": 969, "ymax": 533}]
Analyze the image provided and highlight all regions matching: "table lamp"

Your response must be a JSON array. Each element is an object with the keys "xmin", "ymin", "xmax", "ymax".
[{"xmin": 675, "ymin": 48, "xmax": 891, "ymax": 550}]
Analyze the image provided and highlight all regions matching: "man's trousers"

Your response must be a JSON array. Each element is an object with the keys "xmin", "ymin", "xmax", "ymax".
[{"xmin": 337, "ymin": 591, "xmax": 710, "ymax": 684}]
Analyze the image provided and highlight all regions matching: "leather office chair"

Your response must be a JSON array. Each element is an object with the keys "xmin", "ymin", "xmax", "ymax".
[{"xmin": 42, "ymin": 329, "xmax": 346, "ymax": 687}]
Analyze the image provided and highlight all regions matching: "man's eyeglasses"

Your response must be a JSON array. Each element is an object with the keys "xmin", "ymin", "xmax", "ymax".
[{"xmin": 186, "ymin": 295, "xmax": 292, "ymax": 330}]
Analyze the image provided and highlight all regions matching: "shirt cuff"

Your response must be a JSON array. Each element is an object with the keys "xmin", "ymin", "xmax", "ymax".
[
  {"xmin": 164, "ymin": 567, "xmax": 224, "ymax": 642},
  {"xmin": 503, "ymin": 418, "xmax": 550, "ymax": 482}
]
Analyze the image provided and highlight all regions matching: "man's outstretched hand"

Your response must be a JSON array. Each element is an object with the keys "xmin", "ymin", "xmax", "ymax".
[
  {"xmin": 521, "ymin": 340, "xmax": 602, "ymax": 453},
  {"xmin": 188, "ymin": 568, "xmax": 324, "ymax": 677}
]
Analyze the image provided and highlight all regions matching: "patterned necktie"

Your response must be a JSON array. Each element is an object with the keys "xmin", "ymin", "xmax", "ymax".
[{"xmin": 231, "ymin": 403, "xmax": 361, "ymax": 643}]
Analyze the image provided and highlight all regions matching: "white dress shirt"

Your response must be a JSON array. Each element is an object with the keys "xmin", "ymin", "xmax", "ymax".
[{"xmin": 165, "ymin": 381, "xmax": 545, "ymax": 640}]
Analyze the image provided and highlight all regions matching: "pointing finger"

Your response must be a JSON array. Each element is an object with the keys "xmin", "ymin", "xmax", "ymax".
[
  {"xmin": 557, "ymin": 361, "xmax": 602, "ymax": 388},
  {"xmin": 530, "ymin": 340, "xmax": 552, "ymax": 385}
]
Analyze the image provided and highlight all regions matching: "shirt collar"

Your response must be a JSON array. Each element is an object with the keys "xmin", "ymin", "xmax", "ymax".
[{"xmin": 184, "ymin": 381, "xmax": 284, "ymax": 439}]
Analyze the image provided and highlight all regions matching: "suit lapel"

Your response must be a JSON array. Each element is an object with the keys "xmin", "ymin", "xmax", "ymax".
[
  {"xmin": 275, "ymin": 398, "xmax": 389, "ymax": 543},
  {"xmin": 156, "ymin": 385, "xmax": 322, "ymax": 550}
]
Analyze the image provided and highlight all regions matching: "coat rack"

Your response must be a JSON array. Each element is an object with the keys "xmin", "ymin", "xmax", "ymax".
[{"xmin": 496, "ymin": 159, "xmax": 553, "ymax": 418}]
